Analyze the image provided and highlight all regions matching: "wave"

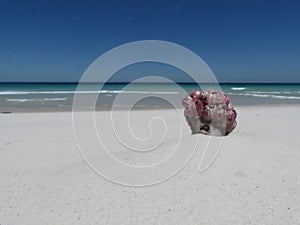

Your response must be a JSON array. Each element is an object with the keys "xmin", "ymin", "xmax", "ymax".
[
  {"xmin": 6, "ymin": 98, "xmax": 67, "ymax": 102},
  {"xmin": 0, "ymin": 90, "xmax": 179, "ymax": 95},
  {"xmin": 228, "ymin": 92, "xmax": 300, "ymax": 100},
  {"xmin": 231, "ymin": 87, "xmax": 246, "ymax": 90},
  {"xmin": 270, "ymin": 95, "xmax": 300, "ymax": 100},
  {"xmin": 230, "ymin": 89, "xmax": 299, "ymax": 95},
  {"xmin": 249, "ymin": 91, "xmax": 296, "ymax": 94},
  {"xmin": 250, "ymin": 94, "xmax": 269, "ymax": 98}
]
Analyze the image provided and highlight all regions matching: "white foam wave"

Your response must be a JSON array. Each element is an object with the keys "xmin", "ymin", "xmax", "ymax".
[
  {"xmin": 251, "ymin": 94, "xmax": 270, "ymax": 98},
  {"xmin": 231, "ymin": 87, "xmax": 246, "ymax": 91},
  {"xmin": 250, "ymin": 91, "xmax": 282, "ymax": 94},
  {"xmin": 270, "ymin": 95, "xmax": 300, "ymax": 100},
  {"xmin": 0, "ymin": 90, "xmax": 179, "ymax": 95},
  {"xmin": 228, "ymin": 92, "xmax": 300, "ymax": 100},
  {"xmin": 7, "ymin": 98, "xmax": 67, "ymax": 102},
  {"xmin": 6, "ymin": 99, "xmax": 32, "ymax": 102}
]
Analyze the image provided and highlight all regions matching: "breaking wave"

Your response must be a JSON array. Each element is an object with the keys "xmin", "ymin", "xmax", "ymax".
[
  {"xmin": 0, "ymin": 90, "xmax": 179, "ymax": 95},
  {"xmin": 231, "ymin": 87, "xmax": 246, "ymax": 91},
  {"xmin": 6, "ymin": 98, "xmax": 67, "ymax": 102}
]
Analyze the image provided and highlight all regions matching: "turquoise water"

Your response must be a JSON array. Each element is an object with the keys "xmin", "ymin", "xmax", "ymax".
[{"xmin": 0, "ymin": 83, "xmax": 299, "ymax": 112}]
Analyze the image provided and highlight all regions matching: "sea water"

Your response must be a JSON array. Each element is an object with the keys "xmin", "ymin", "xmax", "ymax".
[{"xmin": 0, "ymin": 83, "xmax": 299, "ymax": 112}]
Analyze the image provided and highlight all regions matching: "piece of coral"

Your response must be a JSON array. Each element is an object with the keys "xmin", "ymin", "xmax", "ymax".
[{"xmin": 182, "ymin": 89, "xmax": 237, "ymax": 136}]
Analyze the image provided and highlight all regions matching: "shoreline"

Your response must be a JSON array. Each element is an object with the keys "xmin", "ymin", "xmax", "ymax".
[
  {"xmin": 1, "ymin": 103, "xmax": 299, "ymax": 114},
  {"xmin": 0, "ymin": 103, "xmax": 300, "ymax": 115}
]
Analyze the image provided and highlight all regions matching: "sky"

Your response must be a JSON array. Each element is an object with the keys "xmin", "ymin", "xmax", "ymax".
[{"xmin": 0, "ymin": 0, "xmax": 299, "ymax": 83}]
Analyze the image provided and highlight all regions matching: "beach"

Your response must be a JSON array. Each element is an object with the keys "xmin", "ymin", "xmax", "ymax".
[
  {"xmin": 1, "ymin": 105, "xmax": 299, "ymax": 224},
  {"xmin": 2, "ymin": 0, "xmax": 300, "ymax": 223}
]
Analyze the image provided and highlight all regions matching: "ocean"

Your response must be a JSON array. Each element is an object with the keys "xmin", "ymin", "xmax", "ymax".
[{"xmin": 0, "ymin": 83, "xmax": 299, "ymax": 112}]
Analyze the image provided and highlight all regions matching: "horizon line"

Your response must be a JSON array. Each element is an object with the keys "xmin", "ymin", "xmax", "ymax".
[{"xmin": 0, "ymin": 81, "xmax": 300, "ymax": 85}]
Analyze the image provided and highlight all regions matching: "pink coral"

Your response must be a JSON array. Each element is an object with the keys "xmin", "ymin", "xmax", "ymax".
[{"xmin": 183, "ymin": 89, "xmax": 237, "ymax": 136}]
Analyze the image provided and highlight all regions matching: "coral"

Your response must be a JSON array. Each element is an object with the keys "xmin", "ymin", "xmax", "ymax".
[{"xmin": 182, "ymin": 89, "xmax": 237, "ymax": 136}]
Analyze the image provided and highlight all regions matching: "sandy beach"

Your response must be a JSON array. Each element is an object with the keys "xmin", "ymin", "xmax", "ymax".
[{"xmin": 1, "ymin": 105, "xmax": 300, "ymax": 224}]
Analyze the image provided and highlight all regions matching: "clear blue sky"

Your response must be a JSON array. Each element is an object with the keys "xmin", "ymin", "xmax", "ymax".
[{"xmin": 0, "ymin": 0, "xmax": 299, "ymax": 83}]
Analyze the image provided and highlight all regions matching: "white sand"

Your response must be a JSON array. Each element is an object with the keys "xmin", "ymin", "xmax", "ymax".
[{"xmin": 0, "ymin": 106, "xmax": 300, "ymax": 225}]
